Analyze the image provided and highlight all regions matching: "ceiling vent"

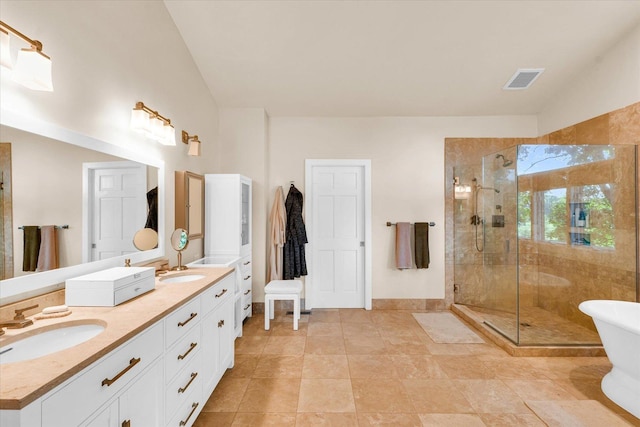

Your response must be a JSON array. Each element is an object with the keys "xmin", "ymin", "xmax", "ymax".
[{"xmin": 503, "ymin": 68, "xmax": 545, "ymax": 90}]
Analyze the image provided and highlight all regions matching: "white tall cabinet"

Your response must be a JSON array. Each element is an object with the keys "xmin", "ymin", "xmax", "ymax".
[{"xmin": 205, "ymin": 174, "xmax": 252, "ymax": 336}]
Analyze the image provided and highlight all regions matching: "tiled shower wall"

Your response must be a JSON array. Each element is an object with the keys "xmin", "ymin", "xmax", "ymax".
[{"xmin": 445, "ymin": 102, "xmax": 639, "ymax": 334}]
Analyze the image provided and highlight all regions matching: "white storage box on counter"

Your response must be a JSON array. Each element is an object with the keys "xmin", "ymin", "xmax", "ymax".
[{"xmin": 65, "ymin": 267, "xmax": 155, "ymax": 307}]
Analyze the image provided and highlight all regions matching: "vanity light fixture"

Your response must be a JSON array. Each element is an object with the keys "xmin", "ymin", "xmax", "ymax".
[
  {"xmin": 0, "ymin": 20, "xmax": 54, "ymax": 91},
  {"xmin": 130, "ymin": 101, "xmax": 176, "ymax": 146},
  {"xmin": 182, "ymin": 130, "xmax": 201, "ymax": 156}
]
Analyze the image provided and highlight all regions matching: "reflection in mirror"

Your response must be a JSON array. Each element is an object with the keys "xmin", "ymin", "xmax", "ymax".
[
  {"xmin": 133, "ymin": 228, "xmax": 159, "ymax": 251},
  {"xmin": 0, "ymin": 109, "xmax": 164, "ymax": 305},
  {"xmin": 170, "ymin": 228, "xmax": 189, "ymax": 271},
  {"xmin": 1, "ymin": 125, "xmax": 159, "ymax": 279}
]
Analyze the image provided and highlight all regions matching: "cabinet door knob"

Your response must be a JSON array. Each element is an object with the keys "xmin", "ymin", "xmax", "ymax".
[
  {"xmin": 218, "ymin": 319, "xmax": 225, "ymax": 328},
  {"xmin": 122, "ymin": 420, "xmax": 131, "ymax": 427}
]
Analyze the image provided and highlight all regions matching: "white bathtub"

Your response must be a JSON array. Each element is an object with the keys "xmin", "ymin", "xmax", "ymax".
[{"xmin": 579, "ymin": 300, "xmax": 640, "ymax": 419}]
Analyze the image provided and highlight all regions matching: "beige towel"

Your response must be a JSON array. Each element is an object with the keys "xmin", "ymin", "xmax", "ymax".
[
  {"xmin": 37, "ymin": 225, "xmax": 59, "ymax": 271},
  {"xmin": 395, "ymin": 222, "xmax": 412, "ymax": 269},
  {"xmin": 267, "ymin": 186, "xmax": 287, "ymax": 281}
]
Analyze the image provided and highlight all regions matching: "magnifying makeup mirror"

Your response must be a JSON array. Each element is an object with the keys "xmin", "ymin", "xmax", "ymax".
[
  {"xmin": 133, "ymin": 228, "xmax": 159, "ymax": 251},
  {"xmin": 170, "ymin": 228, "xmax": 189, "ymax": 271}
]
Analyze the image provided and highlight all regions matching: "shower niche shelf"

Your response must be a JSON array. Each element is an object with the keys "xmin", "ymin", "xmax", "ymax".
[{"xmin": 569, "ymin": 201, "xmax": 590, "ymax": 246}]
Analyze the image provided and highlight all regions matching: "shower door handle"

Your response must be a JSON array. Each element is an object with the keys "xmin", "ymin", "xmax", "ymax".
[{"xmin": 505, "ymin": 239, "xmax": 510, "ymax": 253}]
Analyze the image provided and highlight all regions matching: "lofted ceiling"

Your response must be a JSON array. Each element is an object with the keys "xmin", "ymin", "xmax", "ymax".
[{"xmin": 164, "ymin": 1, "xmax": 640, "ymax": 117}]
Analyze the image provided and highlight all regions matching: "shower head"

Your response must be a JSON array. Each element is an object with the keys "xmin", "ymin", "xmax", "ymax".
[{"xmin": 495, "ymin": 154, "xmax": 513, "ymax": 167}]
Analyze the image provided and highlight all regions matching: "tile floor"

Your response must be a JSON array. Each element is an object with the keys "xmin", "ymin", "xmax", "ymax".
[{"xmin": 193, "ymin": 309, "xmax": 639, "ymax": 426}]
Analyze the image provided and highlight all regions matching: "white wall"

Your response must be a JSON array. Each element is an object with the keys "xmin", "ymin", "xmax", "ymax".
[
  {"xmin": 0, "ymin": 1, "xmax": 220, "ymax": 267},
  {"xmin": 538, "ymin": 24, "xmax": 640, "ymax": 134},
  {"xmin": 267, "ymin": 116, "xmax": 537, "ymax": 302}
]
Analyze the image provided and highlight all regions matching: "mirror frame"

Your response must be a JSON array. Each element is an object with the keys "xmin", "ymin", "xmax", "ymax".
[{"xmin": 0, "ymin": 108, "xmax": 165, "ymax": 305}]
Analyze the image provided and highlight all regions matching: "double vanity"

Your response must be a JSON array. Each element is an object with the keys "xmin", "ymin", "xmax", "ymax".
[{"xmin": 0, "ymin": 267, "xmax": 235, "ymax": 427}]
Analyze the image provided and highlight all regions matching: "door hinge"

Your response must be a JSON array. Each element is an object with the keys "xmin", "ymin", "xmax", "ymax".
[{"xmin": 360, "ymin": 241, "xmax": 365, "ymax": 247}]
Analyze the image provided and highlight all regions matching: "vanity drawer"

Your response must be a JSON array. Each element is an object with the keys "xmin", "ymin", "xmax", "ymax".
[
  {"xmin": 166, "ymin": 385, "xmax": 202, "ymax": 427},
  {"xmin": 165, "ymin": 297, "xmax": 201, "ymax": 348},
  {"xmin": 242, "ymin": 295, "xmax": 252, "ymax": 319},
  {"xmin": 41, "ymin": 321, "xmax": 163, "ymax": 427},
  {"xmin": 201, "ymin": 274, "xmax": 233, "ymax": 316},
  {"xmin": 166, "ymin": 324, "xmax": 201, "ymax": 384},
  {"xmin": 165, "ymin": 351, "xmax": 202, "ymax": 420},
  {"xmin": 240, "ymin": 255, "xmax": 252, "ymax": 277}
]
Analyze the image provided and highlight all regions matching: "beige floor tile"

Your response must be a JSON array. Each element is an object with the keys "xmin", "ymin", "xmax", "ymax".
[
  {"xmin": 348, "ymin": 355, "xmax": 399, "ymax": 379},
  {"xmin": 230, "ymin": 413, "xmax": 297, "ymax": 426},
  {"xmin": 455, "ymin": 379, "xmax": 532, "ymax": 414},
  {"xmin": 297, "ymin": 379, "xmax": 356, "ymax": 413},
  {"xmin": 309, "ymin": 309, "xmax": 341, "ymax": 323},
  {"xmin": 390, "ymin": 355, "xmax": 448, "ymax": 379},
  {"xmin": 234, "ymin": 335, "xmax": 269, "ymax": 355},
  {"xmin": 339, "ymin": 309, "xmax": 374, "ymax": 324},
  {"xmin": 433, "ymin": 355, "xmax": 495, "ymax": 379},
  {"xmin": 525, "ymin": 400, "xmax": 634, "ymax": 426},
  {"xmin": 424, "ymin": 342, "xmax": 478, "ymax": 356},
  {"xmin": 351, "ymin": 378, "xmax": 415, "ymax": 413},
  {"xmin": 305, "ymin": 336, "xmax": 346, "ymax": 355},
  {"xmin": 269, "ymin": 321, "xmax": 309, "ymax": 336},
  {"xmin": 341, "ymin": 322, "xmax": 380, "ymax": 337},
  {"xmin": 237, "ymin": 378, "xmax": 300, "ymax": 412},
  {"xmin": 202, "ymin": 377, "xmax": 251, "ymax": 412},
  {"xmin": 302, "ymin": 354, "xmax": 350, "ymax": 379},
  {"xmin": 377, "ymin": 323, "xmax": 423, "ymax": 337},
  {"xmin": 503, "ymin": 379, "xmax": 578, "ymax": 401},
  {"xmin": 382, "ymin": 336, "xmax": 431, "ymax": 355},
  {"xmin": 344, "ymin": 335, "xmax": 387, "ymax": 355},
  {"xmin": 253, "ymin": 354, "xmax": 303, "ymax": 378},
  {"xmin": 402, "ymin": 379, "xmax": 475, "ymax": 413},
  {"xmin": 482, "ymin": 358, "xmax": 547, "ymax": 380},
  {"xmin": 418, "ymin": 414, "xmax": 487, "ymax": 426},
  {"xmin": 478, "ymin": 413, "xmax": 547, "ymax": 427},
  {"xmin": 524, "ymin": 357, "xmax": 611, "ymax": 380},
  {"xmin": 192, "ymin": 412, "xmax": 235, "ymax": 427},
  {"xmin": 307, "ymin": 322, "xmax": 343, "ymax": 336},
  {"xmin": 358, "ymin": 412, "xmax": 424, "ymax": 426},
  {"xmin": 296, "ymin": 412, "xmax": 359, "ymax": 426},
  {"xmin": 262, "ymin": 336, "xmax": 306, "ymax": 355},
  {"xmin": 224, "ymin": 354, "xmax": 259, "ymax": 379}
]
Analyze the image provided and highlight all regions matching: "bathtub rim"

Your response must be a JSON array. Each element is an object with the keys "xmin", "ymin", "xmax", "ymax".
[{"xmin": 579, "ymin": 299, "xmax": 640, "ymax": 336}]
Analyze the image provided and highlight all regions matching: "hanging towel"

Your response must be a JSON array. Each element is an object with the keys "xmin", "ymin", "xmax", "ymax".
[
  {"xmin": 37, "ymin": 225, "xmax": 59, "ymax": 271},
  {"xmin": 395, "ymin": 222, "xmax": 412, "ymax": 269},
  {"xmin": 22, "ymin": 226, "xmax": 41, "ymax": 272},
  {"xmin": 267, "ymin": 186, "xmax": 287, "ymax": 281},
  {"xmin": 414, "ymin": 222, "xmax": 430, "ymax": 269},
  {"xmin": 283, "ymin": 184, "xmax": 308, "ymax": 279}
]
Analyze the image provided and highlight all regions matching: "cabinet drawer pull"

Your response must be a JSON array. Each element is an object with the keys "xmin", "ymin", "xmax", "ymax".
[
  {"xmin": 178, "ymin": 372, "xmax": 198, "ymax": 394},
  {"xmin": 243, "ymin": 261, "xmax": 251, "ymax": 265},
  {"xmin": 243, "ymin": 289, "xmax": 251, "ymax": 295},
  {"xmin": 215, "ymin": 289, "xmax": 228, "ymax": 298},
  {"xmin": 101, "ymin": 357, "xmax": 140, "ymax": 387},
  {"xmin": 217, "ymin": 319, "xmax": 225, "ymax": 328},
  {"xmin": 179, "ymin": 402, "xmax": 199, "ymax": 426},
  {"xmin": 178, "ymin": 342, "xmax": 198, "ymax": 360},
  {"xmin": 244, "ymin": 275, "xmax": 251, "ymax": 281},
  {"xmin": 122, "ymin": 420, "xmax": 131, "ymax": 427},
  {"xmin": 178, "ymin": 312, "xmax": 198, "ymax": 327},
  {"xmin": 244, "ymin": 304, "xmax": 251, "ymax": 310}
]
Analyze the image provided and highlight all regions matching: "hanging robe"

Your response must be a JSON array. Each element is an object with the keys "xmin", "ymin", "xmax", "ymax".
[
  {"xmin": 267, "ymin": 186, "xmax": 287, "ymax": 281},
  {"xmin": 283, "ymin": 184, "xmax": 308, "ymax": 279}
]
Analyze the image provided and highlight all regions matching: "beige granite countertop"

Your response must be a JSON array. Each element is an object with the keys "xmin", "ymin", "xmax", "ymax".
[{"xmin": 0, "ymin": 267, "xmax": 234, "ymax": 410}]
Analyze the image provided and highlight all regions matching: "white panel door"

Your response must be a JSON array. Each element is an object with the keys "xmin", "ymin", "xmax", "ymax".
[
  {"xmin": 89, "ymin": 162, "xmax": 146, "ymax": 261},
  {"xmin": 311, "ymin": 165, "xmax": 365, "ymax": 308}
]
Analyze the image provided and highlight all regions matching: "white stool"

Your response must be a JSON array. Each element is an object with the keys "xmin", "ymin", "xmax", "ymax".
[{"xmin": 264, "ymin": 280, "xmax": 303, "ymax": 330}]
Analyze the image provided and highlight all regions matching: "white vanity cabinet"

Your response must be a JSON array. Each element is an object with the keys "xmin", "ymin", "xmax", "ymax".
[
  {"xmin": 240, "ymin": 255, "xmax": 252, "ymax": 321},
  {"xmin": 1, "ymin": 273, "xmax": 236, "ymax": 427}
]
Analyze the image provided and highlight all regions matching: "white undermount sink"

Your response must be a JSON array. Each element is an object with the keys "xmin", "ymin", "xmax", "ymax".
[
  {"xmin": 0, "ymin": 322, "xmax": 106, "ymax": 365},
  {"xmin": 160, "ymin": 274, "xmax": 205, "ymax": 284}
]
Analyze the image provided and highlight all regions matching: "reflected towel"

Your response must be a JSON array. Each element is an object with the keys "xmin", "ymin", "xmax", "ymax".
[
  {"xmin": 414, "ymin": 222, "xmax": 430, "ymax": 269},
  {"xmin": 37, "ymin": 225, "xmax": 59, "ymax": 271},
  {"xmin": 395, "ymin": 222, "xmax": 412, "ymax": 269},
  {"xmin": 22, "ymin": 226, "xmax": 41, "ymax": 272}
]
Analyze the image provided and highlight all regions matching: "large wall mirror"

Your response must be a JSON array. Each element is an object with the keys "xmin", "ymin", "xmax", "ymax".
[{"xmin": 0, "ymin": 109, "xmax": 165, "ymax": 305}]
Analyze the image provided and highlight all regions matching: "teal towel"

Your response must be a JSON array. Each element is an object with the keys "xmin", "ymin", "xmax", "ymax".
[{"xmin": 23, "ymin": 226, "xmax": 41, "ymax": 272}]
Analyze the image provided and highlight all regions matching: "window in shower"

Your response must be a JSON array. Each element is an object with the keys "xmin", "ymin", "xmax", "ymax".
[
  {"xmin": 543, "ymin": 188, "xmax": 567, "ymax": 243},
  {"xmin": 518, "ymin": 190, "xmax": 531, "ymax": 239}
]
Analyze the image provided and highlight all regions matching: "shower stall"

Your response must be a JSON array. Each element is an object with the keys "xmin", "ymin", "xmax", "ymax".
[{"xmin": 453, "ymin": 143, "xmax": 638, "ymax": 346}]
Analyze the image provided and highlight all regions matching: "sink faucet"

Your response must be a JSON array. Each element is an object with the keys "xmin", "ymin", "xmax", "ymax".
[{"xmin": 0, "ymin": 304, "xmax": 38, "ymax": 336}]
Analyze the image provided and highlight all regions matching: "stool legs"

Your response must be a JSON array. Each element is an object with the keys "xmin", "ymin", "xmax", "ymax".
[
  {"xmin": 263, "ymin": 293, "xmax": 301, "ymax": 331},
  {"xmin": 264, "ymin": 295, "xmax": 271, "ymax": 330},
  {"xmin": 293, "ymin": 294, "xmax": 300, "ymax": 331}
]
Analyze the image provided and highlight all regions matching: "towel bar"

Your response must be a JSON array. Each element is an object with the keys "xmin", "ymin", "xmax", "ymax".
[{"xmin": 386, "ymin": 222, "xmax": 435, "ymax": 227}]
